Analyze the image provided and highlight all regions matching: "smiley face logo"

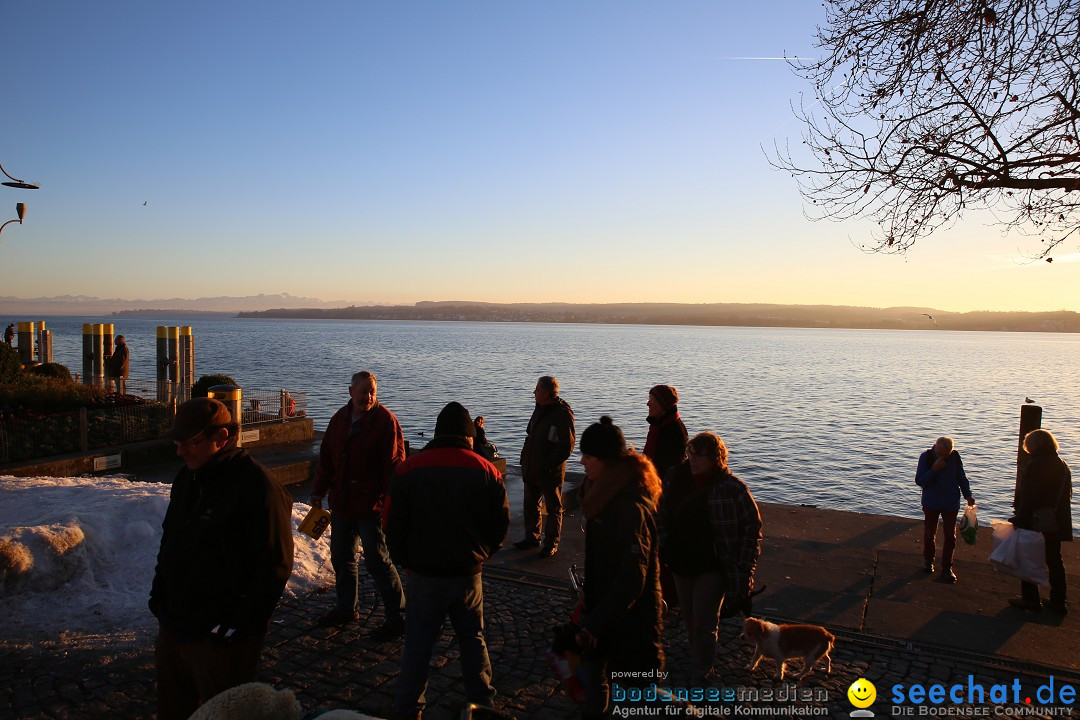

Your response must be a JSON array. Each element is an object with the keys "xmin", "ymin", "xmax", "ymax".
[{"xmin": 848, "ymin": 678, "xmax": 877, "ymax": 708}]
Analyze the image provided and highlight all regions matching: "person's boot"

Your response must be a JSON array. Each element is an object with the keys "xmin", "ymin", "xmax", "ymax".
[
  {"xmin": 317, "ymin": 608, "xmax": 360, "ymax": 626},
  {"xmin": 1043, "ymin": 598, "xmax": 1068, "ymax": 615},
  {"xmin": 1008, "ymin": 597, "xmax": 1041, "ymax": 613}
]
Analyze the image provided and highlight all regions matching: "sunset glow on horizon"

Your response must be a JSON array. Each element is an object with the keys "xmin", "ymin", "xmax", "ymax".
[{"xmin": 0, "ymin": 2, "xmax": 1075, "ymax": 314}]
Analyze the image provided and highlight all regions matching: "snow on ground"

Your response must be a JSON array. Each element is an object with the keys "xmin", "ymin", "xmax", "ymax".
[{"xmin": 0, "ymin": 475, "xmax": 334, "ymax": 644}]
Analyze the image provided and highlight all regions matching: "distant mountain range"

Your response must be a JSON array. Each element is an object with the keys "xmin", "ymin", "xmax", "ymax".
[
  {"xmin": 2, "ymin": 295, "xmax": 1075, "ymax": 332},
  {"xmin": 240, "ymin": 301, "xmax": 1080, "ymax": 333},
  {"xmin": 0, "ymin": 292, "xmax": 363, "ymax": 315}
]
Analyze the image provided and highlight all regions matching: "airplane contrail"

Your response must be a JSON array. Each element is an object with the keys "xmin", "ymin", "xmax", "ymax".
[{"xmin": 718, "ymin": 56, "xmax": 816, "ymax": 61}]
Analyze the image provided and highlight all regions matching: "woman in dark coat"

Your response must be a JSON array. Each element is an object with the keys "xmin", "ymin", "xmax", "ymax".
[
  {"xmin": 1009, "ymin": 429, "xmax": 1072, "ymax": 615},
  {"xmin": 659, "ymin": 431, "xmax": 762, "ymax": 685},
  {"xmin": 643, "ymin": 384, "xmax": 688, "ymax": 481},
  {"xmin": 576, "ymin": 416, "xmax": 664, "ymax": 719}
]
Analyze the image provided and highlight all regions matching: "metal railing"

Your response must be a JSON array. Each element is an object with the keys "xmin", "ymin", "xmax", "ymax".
[
  {"xmin": 0, "ymin": 383, "xmax": 306, "ymax": 464},
  {"xmin": 0, "ymin": 403, "xmax": 173, "ymax": 464},
  {"xmin": 239, "ymin": 388, "xmax": 307, "ymax": 426},
  {"xmin": 117, "ymin": 379, "xmax": 308, "ymax": 427}
]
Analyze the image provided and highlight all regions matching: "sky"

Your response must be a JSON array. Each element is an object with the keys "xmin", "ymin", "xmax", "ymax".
[
  {"xmin": 0, "ymin": 474, "xmax": 333, "ymax": 644},
  {"xmin": 1, "ymin": 1, "xmax": 1076, "ymax": 313}
]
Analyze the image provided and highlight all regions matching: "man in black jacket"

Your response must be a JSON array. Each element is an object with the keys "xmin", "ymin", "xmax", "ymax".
[
  {"xmin": 516, "ymin": 375, "xmax": 575, "ymax": 557},
  {"xmin": 149, "ymin": 398, "xmax": 294, "ymax": 720},
  {"xmin": 388, "ymin": 402, "xmax": 510, "ymax": 720}
]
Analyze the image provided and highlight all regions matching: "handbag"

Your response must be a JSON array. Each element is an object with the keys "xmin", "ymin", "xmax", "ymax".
[
  {"xmin": 546, "ymin": 623, "xmax": 586, "ymax": 704},
  {"xmin": 988, "ymin": 520, "xmax": 1049, "ymax": 585}
]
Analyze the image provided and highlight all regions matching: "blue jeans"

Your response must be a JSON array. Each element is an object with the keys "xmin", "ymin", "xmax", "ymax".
[
  {"xmin": 393, "ymin": 573, "xmax": 494, "ymax": 715},
  {"xmin": 329, "ymin": 513, "xmax": 404, "ymax": 620}
]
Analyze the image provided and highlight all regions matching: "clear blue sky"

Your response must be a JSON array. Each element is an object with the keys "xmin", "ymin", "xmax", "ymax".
[{"xmin": 2, "ymin": 1, "xmax": 1075, "ymax": 312}]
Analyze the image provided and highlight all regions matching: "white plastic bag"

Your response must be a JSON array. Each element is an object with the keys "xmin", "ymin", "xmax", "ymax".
[
  {"xmin": 988, "ymin": 520, "xmax": 1049, "ymax": 585},
  {"xmin": 959, "ymin": 504, "xmax": 978, "ymax": 545}
]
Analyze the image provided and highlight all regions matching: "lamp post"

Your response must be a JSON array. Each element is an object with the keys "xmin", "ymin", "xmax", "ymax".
[
  {"xmin": 0, "ymin": 202, "xmax": 27, "ymax": 245},
  {"xmin": 1, "ymin": 160, "xmax": 39, "ymax": 190}
]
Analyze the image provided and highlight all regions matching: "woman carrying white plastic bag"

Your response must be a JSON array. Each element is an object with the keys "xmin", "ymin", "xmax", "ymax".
[{"xmin": 1005, "ymin": 429, "xmax": 1072, "ymax": 615}]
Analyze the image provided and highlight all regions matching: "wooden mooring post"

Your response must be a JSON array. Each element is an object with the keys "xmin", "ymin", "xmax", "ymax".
[{"xmin": 1016, "ymin": 403, "xmax": 1042, "ymax": 483}]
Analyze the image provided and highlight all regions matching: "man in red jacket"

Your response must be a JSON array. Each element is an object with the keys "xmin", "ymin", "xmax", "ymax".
[
  {"xmin": 311, "ymin": 370, "xmax": 406, "ymax": 636},
  {"xmin": 388, "ymin": 401, "xmax": 509, "ymax": 719}
]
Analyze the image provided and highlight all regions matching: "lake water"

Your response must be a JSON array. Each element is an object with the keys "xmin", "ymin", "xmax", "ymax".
[{"xmin": 18, "ymin": 316, "xmax": 1080, "ymax": 528}]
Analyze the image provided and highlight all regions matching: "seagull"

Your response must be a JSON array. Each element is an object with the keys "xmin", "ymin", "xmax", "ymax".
[
  {"xmin": 143, "ymin": 201, "xmax": 148, "ymax": 206},
  {"xmin": 1025, "ymin": 397, "xmax": 1035, "ymax": 404},
  {"xmin": 920, "ymin": 313, "xmax": 938, "ymax": 326}
]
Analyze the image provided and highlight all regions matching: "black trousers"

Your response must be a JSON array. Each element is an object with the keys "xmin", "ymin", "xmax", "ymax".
[
  {"xmin": 154, "ymin": 624, "xmax": 266, "ymax": 720},
  {"xmin": 1020, "ymin": 535, "xmax": 1066, "ymax": 604}
]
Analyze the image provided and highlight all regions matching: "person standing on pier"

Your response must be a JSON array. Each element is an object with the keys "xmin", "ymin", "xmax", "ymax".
[
  {"xmin": 915, "ymin": 436, "xmax": 975, "ymax": 583},
  {"xmin": 388, "ymin": 401, "xmax": 510, "ymax": 719},
  {"xmin": 105, "ymin": 334, "xmax": 129, "ymax": 394},
  {"xmin": 311, "ymin": 370, "xmax": 407, "ymax": 635},
  {"xmin": 643, "ymin": 384, "xmax": 688, "ymax": 481},
  {"xmin": 149, "ymin": 398, "xmax": 294, "ymax": 720},
  {"xmin": 1009, "ymin": 429, "xmax": 1072, "ymax": 615},
  {"xmin": 658, "ymin": 431, "xmax": 761, "ymax": 686},
  {"xmin": 576, "ymin": 416, "xmax": 664, "ymax": 717},
  {"xmin": 515, "ymin": 375, "xmax": 575, "ymax": 558},
  {"xmin": 3, "ymin": 323, "xmax": 13, "ymax": 346}
]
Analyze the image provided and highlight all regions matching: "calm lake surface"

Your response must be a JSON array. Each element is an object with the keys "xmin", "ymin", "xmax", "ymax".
[{"xmin": 23, "ymin": 316, "xmax": 1080, "ymax": 528}]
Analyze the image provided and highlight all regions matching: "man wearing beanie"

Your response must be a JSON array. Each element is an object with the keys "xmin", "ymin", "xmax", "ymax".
[
  {"xmin": 388, "ymin": 402, "xmax": 510, "ymax": 720},
  {"xmin": 516, "ymin": 375, "xmax": 576, "ymax": 557},
  {"xmin": 643, "ymin": 384, "xmax": 688, "ymax": 481},
  {"xmin": 149, "ymin": 398, "xmax": 294, "ymax": 720}
]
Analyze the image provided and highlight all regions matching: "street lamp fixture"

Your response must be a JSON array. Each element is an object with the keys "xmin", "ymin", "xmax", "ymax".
[
  {"xmin": 0, "ymin": 203, "xmax": 27, "ymax": 244},
  {"xmin": 1, "ymin": 160, "xmax": 39, "ymax": 189}
]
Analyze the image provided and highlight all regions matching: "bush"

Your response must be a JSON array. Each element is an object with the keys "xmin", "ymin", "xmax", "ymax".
[
  {"xmin": 27, "ymin": 363, "xmax": 73, "ymax": 382},
  {"xmin": 0, "ymin": 343, "xmax": 21, "ymax": 384},
  {"xmin": 0, "ymin": 376, "xmax": 109, "ymax": 414},
  {"xmin": 192, "ymin": 374, "xmax": 239, "ymax": 398}
]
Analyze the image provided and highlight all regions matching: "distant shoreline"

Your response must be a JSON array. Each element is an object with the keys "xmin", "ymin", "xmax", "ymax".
[{"xmin": 237, "ymin": 301, "xmax": 1080, "ymax": 333}]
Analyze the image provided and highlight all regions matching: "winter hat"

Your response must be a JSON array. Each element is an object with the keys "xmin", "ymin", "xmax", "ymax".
[
  {"xmin": 649, "ymin": 384, "xmax": 679, "ymax": 410},
  {"xmin": 435, "ymin": 401, "xmax": 477, "ymax": 438},
  {"xmin": 164, "ymin": 397, "xmax": 233, "ymax": 441},
  {"xmin": 580, "ymin": 416, "xmax": 627, "ymax": 460}
]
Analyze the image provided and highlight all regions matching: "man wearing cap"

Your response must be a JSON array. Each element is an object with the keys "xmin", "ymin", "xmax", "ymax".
[
  {"xmin": 388, "ymin": 402, "xmax": 510, "ymax": 720},
  {"xmin": 643, "ymin": 384, "xmax": 688, "ymax": 481},
  {"xmin": 149, "ymin": 397, "xmax": 294, "ymax": 720},
  {"xmin": 516, "ymin": 375, "xmax": 576, "ymax": 558},
  {"xmin": 105, "ymin": 334, "xmax": 129, "ymax": 394},
  {"xmin": 310, "ymin": 370, "xmax": 407, "ymax": 634}
]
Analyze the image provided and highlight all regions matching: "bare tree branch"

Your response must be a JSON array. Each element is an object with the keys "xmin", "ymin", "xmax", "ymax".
[{"xmin": 770, "ymin": 0, "xmax": 1080, "ymax": 257}]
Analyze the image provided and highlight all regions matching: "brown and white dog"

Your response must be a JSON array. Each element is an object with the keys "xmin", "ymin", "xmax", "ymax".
[{"xmin": 740, "ymin": 617, "xmax": 835, "ymax": 681}]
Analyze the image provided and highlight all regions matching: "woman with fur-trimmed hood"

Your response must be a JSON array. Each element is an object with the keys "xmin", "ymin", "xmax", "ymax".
[{"xmin": 575, "ymin": 416, "xmax": 663, "ymax": 719}]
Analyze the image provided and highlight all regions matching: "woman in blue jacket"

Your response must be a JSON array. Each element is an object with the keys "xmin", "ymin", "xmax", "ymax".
[{"xmin": 916, "ymin": 436, "xmax": 975, "ymax": 583}]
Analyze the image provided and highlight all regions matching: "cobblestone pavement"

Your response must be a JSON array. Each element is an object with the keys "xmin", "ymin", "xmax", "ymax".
[{"xmin": 3, "ymin": 568, "xmax": 1077, "ymax": 720}]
